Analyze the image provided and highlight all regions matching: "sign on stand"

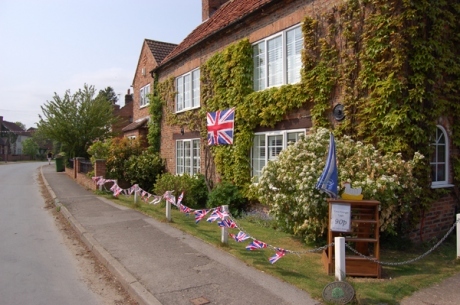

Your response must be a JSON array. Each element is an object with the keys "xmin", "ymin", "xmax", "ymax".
[{"xmin": 330, "ymin": 203, "xmax": 351, "ymax": 232}]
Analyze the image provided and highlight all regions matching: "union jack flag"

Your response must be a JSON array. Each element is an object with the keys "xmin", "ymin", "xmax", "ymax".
[
  {"xmin": 246, "ymin": 239, "xmax": 267, "ymax": 251},
  {"xmin": 230, "ymin": 231, "xmax": 250, "ymax": 242},
  {"xmin": 217, "ymin": 218, "xmax": 237, "ymax": 228},
  {"xmin": 207, "ymin": 107, "xmax": 235, "ymax": 146},
  {"xmin": 194, "ymin": 209, "xmax": 210, "ymax": 224},
  {"xmin": 149, "ymin": 195, "xmax": 162, "ymax": 205},
  {"xmin": 177, "ymin": 192, "xmax": 184, "ymax": 205},
  {"xmin": 269, "ymin": 248, "xmax": 287, "ymax": 264},
  {"xmin": 179, "ymin": 204, "xmax": 192, "ymax": 216},
  {"xmin": 163, "ymin": 191, "xmax": 176, "ymax": 206},
  {"xmin": 207, "ymin": 210, "xmax": 229, "ymax": 223}
]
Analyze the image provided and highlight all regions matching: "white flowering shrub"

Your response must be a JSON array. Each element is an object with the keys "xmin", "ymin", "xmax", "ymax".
[{"xmin": 252, "ymin": 127, "xmax": 424, "ymax": 242}]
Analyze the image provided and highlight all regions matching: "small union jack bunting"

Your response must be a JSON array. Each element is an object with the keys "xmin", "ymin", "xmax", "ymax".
[
  {"xmin": 246, "ymin": 239, "xmax": 267, "ymax": 251},
  {"xmin": 269, "ymin": 248, "xmax": 287, "ymax": 264}
]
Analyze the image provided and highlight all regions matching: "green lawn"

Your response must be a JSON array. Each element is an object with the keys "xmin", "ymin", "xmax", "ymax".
[{"xmin": 98, "ymin": 191, "xmax": 460, "ymax": 304}]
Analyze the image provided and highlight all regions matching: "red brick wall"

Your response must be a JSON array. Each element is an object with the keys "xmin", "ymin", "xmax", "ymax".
[
  {"xmin": 132, "ymin": 41, "xmax": 156, "ymax": 123},
  {"xmin": 113, "ymin": 100, "xmax": 133, "ymax": 137},
  {"xmin": 157, "ymin": 0, "xmax": 333, "ymax": 175},
  {"xmin": 155, "ymin": 0, "xmax": 459, "ymax": 241}
]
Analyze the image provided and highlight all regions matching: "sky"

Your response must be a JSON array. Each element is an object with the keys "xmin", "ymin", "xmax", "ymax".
[{"xmin": 0, "ymin": 0, "xmax": 202, "ymax": 130}]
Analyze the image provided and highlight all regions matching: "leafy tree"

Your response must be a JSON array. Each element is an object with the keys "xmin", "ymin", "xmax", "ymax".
[
  {"xmin": 22, "ymin": 138, "xmax": 39, "ymax": 159},
  {"xmin": 15, "ymin": 122, "xmax": 26, "ymax": 130},
  {"xmin": 96, "ymin": 86, "xmax": 118, "ymax": 104},
  {"xmin": 38, "ymin": 84, "xmax": 116, "ymax": 158}
]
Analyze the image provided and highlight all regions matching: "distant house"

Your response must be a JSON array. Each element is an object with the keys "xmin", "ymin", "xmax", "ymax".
[
  {"xmin": 112, "ymin": 90, "xmax": 134, "ymax": 138},
  {"xmin": 0, "ymin": 116, "xmax": 31, "ymax": 156},
  {"xmin": 122, "ymin": 39, "xmax": 177, "ymax": 142},
  {"xmin": 146, "ymin": 0, "xmax": 459, "ymax": 242}
]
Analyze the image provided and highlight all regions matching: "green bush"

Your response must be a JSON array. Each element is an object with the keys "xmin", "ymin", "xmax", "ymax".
[
  {"xmin": 154, "ymin": 173, "xmax": 208, "ymax": 209},
  {"xmin": 206, "ymin": 181, "xmax": 248, "ymax": 217},
  {"xmin": 123, "ymin": 151, "xmax": 165, "ymax": 192}
]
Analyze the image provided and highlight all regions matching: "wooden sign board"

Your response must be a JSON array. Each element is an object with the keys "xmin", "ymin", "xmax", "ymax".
[{"xmin": 330, "ymin": 203, "xmax": 351, "ymax": 232}]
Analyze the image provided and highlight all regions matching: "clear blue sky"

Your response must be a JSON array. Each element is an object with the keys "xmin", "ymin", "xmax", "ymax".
[{"xmin": 0, "ymin": 0, "xmax": 202, "ymax": 130}]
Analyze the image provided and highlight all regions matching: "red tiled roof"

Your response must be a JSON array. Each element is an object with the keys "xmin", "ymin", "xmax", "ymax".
[
  {"xmin": 145, "ymin": 39, "xmax": 178, "ymax": 65},
  {"xmin": 2, "ymin": 120, "xmax": 24, "ymax": 132},
  {"xmin": 122, "ymin": 117, "xmax": 149, "ymax": 132},
  {"xmin": 160, "ymin": 0, "xmax": 273, "ymax": 66}
]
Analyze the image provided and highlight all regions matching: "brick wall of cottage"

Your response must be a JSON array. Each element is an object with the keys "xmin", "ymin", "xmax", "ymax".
[
  {"xmin": 157, "ymin": 0, "xmax": 337, "ymax": 174},
  {"xmin": 132, "ymin": 42, "xmax": 156, "ymax": 123},
  {"xmin": 113, "ymin": 98, "xmax": 133, "ymax": 137},
  {"xmin": 155, "ymin": 0, "xmax": 459, "ymax": 242}
]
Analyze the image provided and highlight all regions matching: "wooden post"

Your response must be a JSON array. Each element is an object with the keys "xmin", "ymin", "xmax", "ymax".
[
  {"xmin": 133, "ymin": 185, "xmax": 139, "ymax": 204},
  {"xmin": 221, "ymin": 205, "xmax": 229, "ymax": 244},
  {"xmin": 457, "ymin": 214, "xmax": 460, "ymax": 259},
  {"xmin": 166, "ymin": 200, "xmax": 172, "ymax": 222},
  {"xmin": 335, "ymin": 237, "xmax": 346, "ymax": 281}
]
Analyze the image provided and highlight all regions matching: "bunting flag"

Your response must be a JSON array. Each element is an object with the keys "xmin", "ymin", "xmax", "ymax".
[
  {"xmin": 246, "ymin": 239, "xmax": 267, "ymax": 251},
  {"xmin": 230, "ymin": 231, "xmax": 250, "ymax": 242},
  {"xmin": 269, "ymin": 248, "xmax": 287, "ymax": 264},
  {"xmin": 217, "ymin": 218, "xmax": 237, "ymax": 228},
  {"xmin": 207, "ymin": 210, "xmax": 229, "ymax": 223},
  {"xmin": 149, "ymin": 195, "xmax": 162, "ymax": 205},
  {"xmin": 207, "ymin": 107, "xmax": 235, "ymax": 146},
  {"xmin": 163, "ymin": 191, "xmax": 176, "ymax": 206},
  {"xmin": 194, "ymin": 209, "xmax": 210, "ymax": 224},
  {"xmin": 315, "ymin": 132, "xmax": 339, "ymax": 198},
  {"xmin": 179, "ymin": 203, "xmax": 192, "ymax": 216},
  {"xmin": 177, "ymin": 192, "xmax": 184, "ymax": 206}
]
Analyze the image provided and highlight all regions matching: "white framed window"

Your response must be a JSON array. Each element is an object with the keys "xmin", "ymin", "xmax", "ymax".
[
  {"xmin": 140, "ymin": 84, "xmax": 150, "ymax": 107},
  {"xmin": 253, "ymin": 25, "xmax": 303, "ymax": 91},
  {"xmin": 176, "ymin": 69, "xmax": 200, "ymax": 112},
  {"xmin": 431, "ymin": 125, "xmax": 452, "ymax": 188},
  {"xmin": 251, "ymin": 129, "xmax": 305, "ymax": 179},
  {"xmin": 176, "ymin": 139, "xmax": 201, "ymax": 175}
]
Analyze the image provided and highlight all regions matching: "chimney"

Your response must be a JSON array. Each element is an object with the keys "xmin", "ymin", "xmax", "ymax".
[
  {"xmin": 202, "ymin": 0, "xmax": 229, "ymax": 21},
  {"xmin": 125, "ymin": 89, "xmax": 133, "ymax": 105},
  {"xmin": 0, "ymin": 116, "xmax": 3, "ymax": 131}
]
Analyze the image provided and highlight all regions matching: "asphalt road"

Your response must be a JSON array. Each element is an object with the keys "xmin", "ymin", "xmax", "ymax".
[{"xmin": 0, "ymin": 162, "xmax": 101, "ymax": 305}]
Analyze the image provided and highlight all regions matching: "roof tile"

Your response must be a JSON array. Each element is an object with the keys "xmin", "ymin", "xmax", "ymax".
[
  {"xmin": 161, "ymin": 0, "xmax": 272, "ymax": 65},
  {"xmin": 145, "ymin": 39, "xmax": 178, "ymax": 64}
]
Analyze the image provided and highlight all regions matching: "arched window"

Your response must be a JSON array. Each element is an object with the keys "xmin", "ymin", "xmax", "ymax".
[{"xmin": 430, "ymin": 125, "xmax": 450, "ymax": 187}]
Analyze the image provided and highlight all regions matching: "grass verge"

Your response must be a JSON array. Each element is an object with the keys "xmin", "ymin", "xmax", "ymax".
[{"xmin": 96, "ymin": 191, "xmax": 460, "ymax": 304}]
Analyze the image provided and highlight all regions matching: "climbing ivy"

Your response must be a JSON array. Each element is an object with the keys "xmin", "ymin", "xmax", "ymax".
[
  {"xmin": 149, "ymin": 0, "xmax": 460, "ymax": 215},
  {"xmin": 148, "ymin": 77, "xmax": 174, "ymax": 152}
]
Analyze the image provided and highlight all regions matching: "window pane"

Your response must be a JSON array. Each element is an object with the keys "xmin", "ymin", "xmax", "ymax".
[
  {"xmin": 253, "ymin": 43, "xmax": 266, "ymax": 91},
  {"xmin": 145, "ymin": 84, "xmax": 150, "ymax": 105},
  {"xmin": 268, "ymin": 135, "xmax": 283, "ymax": 160},
  {"xmin": 286, "ymin": 27, "xmax": 303, "ymax": 84},
  {"xmin": 252, "ymin": 135, "xmax": 266, "ymax": 178},
  {"xmin": 176, "ymin": 77, "xmax": 183, "ymax": 111},
  {"xmin": 267, "ymin": 36, "xmax": 283, "ymax": 87},
  {"xmin": 184, "ymin": 141, "xmax": 191, "ymax": 174},
  {"xmin": 184, "ymin": 74, "xmax": 191, "ymax": 109},
  {"xmin": 192, "ymin": 70, "xmax": 200, "ymax": 107},
  {"xmin": 430, "ymin": 126, "xmax": 448, "ymax": 184},
  {"xmin": 176, "ymin": 141, "xmax": 184, "ymax": 174},
  {"xmin": 140, "ymin": 88, "xmax": 145, "ymax": 106},
  {"xmin": 192, "ymin": 140, "xmax": 200, "ymax": 174},
  {"xmin": 287, "ymin": 131, "xmax": 304, "ymax": 144}
]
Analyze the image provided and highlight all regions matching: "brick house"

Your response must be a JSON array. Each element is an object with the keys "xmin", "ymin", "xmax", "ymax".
[
  {"xmin": 122, "ymin": 39, "xmax": 177, "ymax": 141},
  {"xmin": 0, "ymin": 116, "xmax": 31, "ymax": 157},
  {"xmin": 149, "ymin": 0, "xmax": 459, "ymax": 242}
]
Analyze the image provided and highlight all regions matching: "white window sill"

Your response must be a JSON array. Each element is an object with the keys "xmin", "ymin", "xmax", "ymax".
[
  {"xmin": 140, "ymin": 104, "xmax": 149, "ymax": 109},
  {"xmin": 431, "ymin": 183, "xmax": 454, "ymax": 189},
  {"xmin": 175, "ymin": 106, "xmax": 200, "ymax": 114}
]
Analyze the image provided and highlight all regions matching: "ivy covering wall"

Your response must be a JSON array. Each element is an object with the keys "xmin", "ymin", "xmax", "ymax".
[{"xmin": 149, "ymin": 0, "xmax": 460, "ymax": 209}]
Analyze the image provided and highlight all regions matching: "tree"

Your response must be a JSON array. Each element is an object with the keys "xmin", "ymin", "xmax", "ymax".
[
  {"xmin": 22, "ymin": 138, "xmax": 39, "ymax": 159},
  {"xmin": 37, "ymin": 84, "xmax": 117, "ymax": 158},
  {"xmin": 96, "ymin": 86, "xmax": 118, "ymax": 104},
  {"xmin": 15, "ymin": 122, "xmax": 26, "ymax": 130}
]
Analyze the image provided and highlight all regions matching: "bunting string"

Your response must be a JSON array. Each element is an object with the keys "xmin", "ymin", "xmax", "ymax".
[{"xmin": 92, "ymin": 176, "xmax": 329, "ymax": 264}]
